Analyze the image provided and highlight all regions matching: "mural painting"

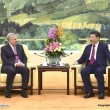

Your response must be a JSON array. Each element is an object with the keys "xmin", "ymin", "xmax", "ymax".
[{"xmin": 0, "ymin": 0, "xmax": 110, "ymax": 50}]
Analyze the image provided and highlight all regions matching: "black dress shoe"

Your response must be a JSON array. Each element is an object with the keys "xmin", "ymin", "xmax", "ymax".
[
  {"xmin": 98, "ymin": 93, "xmax": 104, "ymax": 99},
  {"xmin": 84, "ymin": 92, "xmax": 94, "ymax": 98},
  {"xmin": 21, "ymin": 90, "xmax": 28, "ymax": 98},
  {"xmin": 5, "ymin": 90, "xmax": 11, "ymax": 98}
]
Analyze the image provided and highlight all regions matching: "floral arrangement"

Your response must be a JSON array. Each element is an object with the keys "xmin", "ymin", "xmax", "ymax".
[{"xmin": 44, "ymin": 26, "xmax": 65, "ymax": 58}]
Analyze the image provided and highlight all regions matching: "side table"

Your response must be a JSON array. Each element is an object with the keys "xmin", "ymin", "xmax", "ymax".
[{"xmin": 37, "ymin": 64, "xmax": 70, "ymax": 95}]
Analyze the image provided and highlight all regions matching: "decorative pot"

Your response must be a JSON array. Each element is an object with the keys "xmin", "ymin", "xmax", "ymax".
[{"xmin": 48, "ymin": 56, "xmax": 60, "ymax": 66}]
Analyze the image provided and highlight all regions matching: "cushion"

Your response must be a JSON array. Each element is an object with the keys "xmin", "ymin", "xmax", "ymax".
[
  {"xmin": 77, "ymin": 74, "xmax": 106, "ymax": 83},
  {"xmin": 0, "ymin": 74, "xmax": 22, "ymax": 83}
]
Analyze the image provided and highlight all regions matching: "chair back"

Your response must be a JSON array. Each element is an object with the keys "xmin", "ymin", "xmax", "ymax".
[
  {"xmin": 22, "ymin": 45, "xmax": 30, "ymax": 63},
  {"xmin": 80, "ymin": 44, "xmax": 87, "ymax": 56},
  {"xmin": 0, "ymin": 45, "xmax": 4, "ymax": 64}
]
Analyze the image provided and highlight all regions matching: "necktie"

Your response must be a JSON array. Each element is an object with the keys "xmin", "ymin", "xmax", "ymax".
[
  {"xmin": 90, "ymin": 45, "xmax": 95, "ymax": 64},
  {"xmin": 13, "ymin": 46, "xmax": 19, "ymax": 63}
]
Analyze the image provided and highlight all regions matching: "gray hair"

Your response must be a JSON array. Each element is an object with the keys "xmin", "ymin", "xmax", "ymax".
[{"xmin": 7, "ymin": 33, "xmax": 17, "ymax": 41}]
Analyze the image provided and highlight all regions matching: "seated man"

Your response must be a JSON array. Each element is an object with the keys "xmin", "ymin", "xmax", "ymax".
[
  {"xmin": 74, "ymin": 31, "xmax": 110, "ymax": 99},
  {"xmin": 1, "ymin": 33, "xmax": 29, "ymax": 98}
]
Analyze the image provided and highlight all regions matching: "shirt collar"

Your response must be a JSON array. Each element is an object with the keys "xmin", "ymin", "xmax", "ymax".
[
  {"xmin": 92, "ymin": 42, "xmax": 99, "ymax": 47},
  {"xmin": 9, "ymin": 43, "xmax": 13, "ymax": 47},
  {"xmin": 8, "ymin": 43, "xmax": 16, "ymax": 49}
]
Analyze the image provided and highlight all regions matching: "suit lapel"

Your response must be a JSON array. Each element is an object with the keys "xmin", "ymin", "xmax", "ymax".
[
  {"xmin": 7, "ymin": 44, "xmax": 14, "ymax": 55},
  {"xmin": 88, "ymin": 44, "xmax": 92, "ymax": 60},
  {"xmin": 96, "ymin": 43, "xmax": 101, "ymax": 59}
]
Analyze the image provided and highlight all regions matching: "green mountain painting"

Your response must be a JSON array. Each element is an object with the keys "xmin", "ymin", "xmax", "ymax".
[{"xmin": 0, "ymin": 0, "xmax": 110, "ymax": 50}]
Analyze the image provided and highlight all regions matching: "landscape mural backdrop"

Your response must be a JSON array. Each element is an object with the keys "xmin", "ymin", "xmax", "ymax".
[{"xmin": 0, "ymin": 0, "xmax": 110, "ymax": 50}]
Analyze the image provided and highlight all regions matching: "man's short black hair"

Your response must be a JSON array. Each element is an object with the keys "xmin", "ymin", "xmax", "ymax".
[{"xmin": 90, "ymin": 31, "xmax": 100, "ymax": 38}]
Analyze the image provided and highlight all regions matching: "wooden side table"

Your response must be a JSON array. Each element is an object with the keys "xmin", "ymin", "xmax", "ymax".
[{"xmin": 37, "ymin": 64, "xmax": 70, "ymax": 95}]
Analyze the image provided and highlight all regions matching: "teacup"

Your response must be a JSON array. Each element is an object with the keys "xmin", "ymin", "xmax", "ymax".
[
  {"xmin": 42, "ymin": 61, "xmax": 48, "ymax": 66},
  {"xmin": 59, "ymin": 61, "xmax": 65, "ymax": 66}
]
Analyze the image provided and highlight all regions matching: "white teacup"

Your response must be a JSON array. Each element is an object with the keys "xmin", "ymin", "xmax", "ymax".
[
  {"xmin": 42, "ymin": 61, "xmax": 48, "ymax": 66},
  {"xmin": 59, "ymin": 61, "xmax": 65, "ymax": 66}
]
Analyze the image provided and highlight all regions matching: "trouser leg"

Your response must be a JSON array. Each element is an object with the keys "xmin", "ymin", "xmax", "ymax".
[
  {"xmin": 16, "ymin": 67, "xmax": 29, "ymax": 90},
  {"xmin": 81, "ymin": 66, "xmax": 94, "ymax": 93},
  {"xmin": 94, "ymin": 67, "xmax": 105, "ymax": 93},
  {"xmin": 5, "ymin": 66, "xmax": 16, "ymax": 91}
]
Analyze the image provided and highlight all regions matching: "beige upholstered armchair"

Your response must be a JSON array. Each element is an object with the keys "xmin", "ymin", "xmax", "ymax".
[
  {"xmin": 0, "ymin": 44, "xmax": 36, "ymax": 95},
  {"xmin": 71, "ymin": 44, "xmax": 110, "ymax": 96}
]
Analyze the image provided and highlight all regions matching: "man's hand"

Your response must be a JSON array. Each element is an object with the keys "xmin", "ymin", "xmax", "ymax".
[
  {"xmin": 19, "ymin": 62, "xmax": 25, "ymax": 67},
  {"xmin": 15, "ymin": 62, "xmax": 25, "ymax": 67},
  {"xmin": 73, "ymin": 61, "xmax": 78, "ymax": 65}
]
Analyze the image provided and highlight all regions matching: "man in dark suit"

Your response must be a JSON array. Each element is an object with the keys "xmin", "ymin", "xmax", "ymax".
[
  {"xmin": 1, "ymin": 33, "xmax": 29, "ymax": 98},
  {"xmin": 74, "ymin": 31, "xmax": 110, "ymax": 99}
]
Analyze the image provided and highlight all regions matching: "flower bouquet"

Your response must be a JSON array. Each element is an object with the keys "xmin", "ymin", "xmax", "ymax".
[{"xmin": 44, "ymin": 26, "xmax": 65, "ymax": 65}]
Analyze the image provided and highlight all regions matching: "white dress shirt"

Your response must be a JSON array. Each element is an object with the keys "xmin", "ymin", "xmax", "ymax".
[{"xmin": 89, "ymin": 42, "xmax": 99, "ymax": 60}]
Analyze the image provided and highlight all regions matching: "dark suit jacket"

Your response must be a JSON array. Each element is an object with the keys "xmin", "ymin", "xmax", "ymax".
[
  {"xmin": 77, "ymin": 42, "xmax": 110, "ymax": 67},
  {"xmin": 1, "ymin": 44, "xmax": 27, "ymax": 72}
]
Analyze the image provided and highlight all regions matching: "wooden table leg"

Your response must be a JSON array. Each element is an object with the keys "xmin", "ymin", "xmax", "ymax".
[
  {"xmin": 30, "ymin": 67, "xmax": 35, "ymax": 95},
  {"xmin": 73, "ymin": 68, "xmax": 77, "ymax": 95},
  {"xmin": 40, "ymin": 72, "xmax": 42, "ymax": 90},
  {"xmin": 67, "ymin": 70, "xmax": 69, "ymax": 95},
  {"xmin": 38, "ymin": 70, "xmax": 41, "ymax": 95}
]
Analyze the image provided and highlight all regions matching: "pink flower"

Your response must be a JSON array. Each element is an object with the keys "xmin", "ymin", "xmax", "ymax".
[
  {"xmin": 44, "ymin": 42, "xmax": 60, "ymax": 52},
  {"xmin": 48, "ymin": 28, "xmax": 57, "ymax": 39}
]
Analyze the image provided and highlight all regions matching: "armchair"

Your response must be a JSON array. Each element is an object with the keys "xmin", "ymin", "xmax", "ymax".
[
  {"xmin": 71, "ymin": 44, "xmax": 110, "ymax": 96},
  {"xmin": 0, "ymin": 44, "xmax": 36, "ymax": 95}
]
